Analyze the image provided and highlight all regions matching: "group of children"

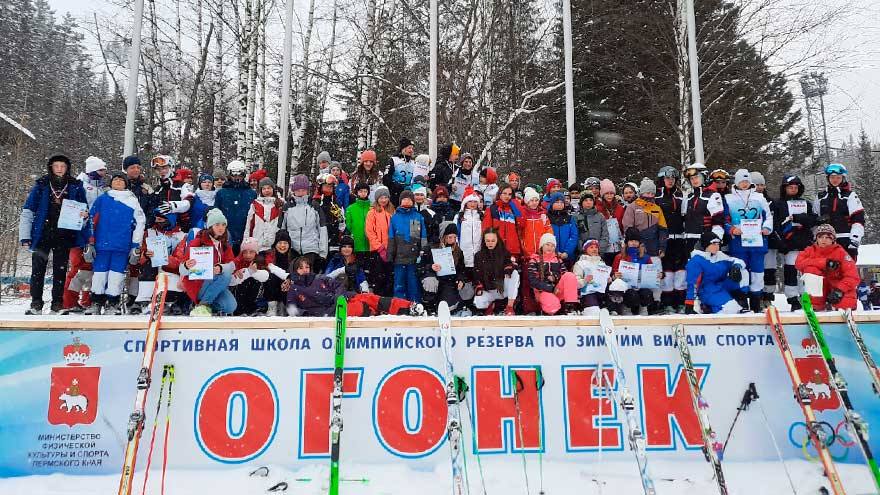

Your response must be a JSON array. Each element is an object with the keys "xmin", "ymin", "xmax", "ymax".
[{"xmin": 19, "ymin": 142, "xmax": 865, "ymax": 317}]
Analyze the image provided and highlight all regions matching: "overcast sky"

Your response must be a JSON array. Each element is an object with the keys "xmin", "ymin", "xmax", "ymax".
[{"xmin": 47, "ymin": 0, "xmax": 880, "ymax": 147}]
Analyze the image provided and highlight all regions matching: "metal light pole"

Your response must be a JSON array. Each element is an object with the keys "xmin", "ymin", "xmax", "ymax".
[
  {"xmin": 429, "ymin": 0, "xmax": 438, "ymax": 163},
  {"xmin": 685, "ymin": 0, "xmax": 705, "ymax": 164},
  {"xmin": 123, "ymin": 0, "xmax": 145, "ymax": 157},
  {"xmin": 800, "ymin": 72, "xmax": 831, "ymax": 167},
  {"xmin": 277, "ymin": 0, "xmax": 296, "ymax": 187},
  {"xmin": 562, "ymin": 0, "xmax": 576, "ymax": 186}
]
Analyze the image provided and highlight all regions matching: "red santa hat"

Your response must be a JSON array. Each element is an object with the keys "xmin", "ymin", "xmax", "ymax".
[
  {"xmin": 460, "ymin": 186, "xmax": 482, "ymax": 211},
  {"xmin": 248, "ymin": 168, "xmax": 268, "ymax": 183}
]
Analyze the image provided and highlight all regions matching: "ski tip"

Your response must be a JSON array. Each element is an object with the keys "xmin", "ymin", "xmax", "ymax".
[
  {"xmin": 438, "ymin": 301, "xmax": 451, "ymax": 320},
  {"xmin": 599, "ymin": 308, "xmax": 614, "ymax": 329},
  {"xmin": 335, "ymin": 296, "xmax": 347, "ymax": 315}
]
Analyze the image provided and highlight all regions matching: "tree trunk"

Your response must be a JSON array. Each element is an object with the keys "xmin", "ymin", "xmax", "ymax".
[
  {"xmin": 212, "ymin": 1, "xmax": 224, "ymax": 170},
  {"xmin": 245, "ymin": 0, "xmax": 261, "ymax": 164},
  {"xmin": 290, "ymin": 0, "xmax": 316, "ymax": 176},
  {"xmin": 236, "ymin": 0, "xmax": 253, "ymax": 160}
]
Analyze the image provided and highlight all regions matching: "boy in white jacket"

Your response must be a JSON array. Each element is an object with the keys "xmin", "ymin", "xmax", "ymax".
[{"xmin": 245, "ymin": 177, "xmax": 284, "ymax": 252}]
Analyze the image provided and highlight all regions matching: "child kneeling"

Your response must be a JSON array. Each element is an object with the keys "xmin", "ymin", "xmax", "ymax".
[{"xmin": 527, "ymin": 233, "xmax": 579, "ymax": 315}]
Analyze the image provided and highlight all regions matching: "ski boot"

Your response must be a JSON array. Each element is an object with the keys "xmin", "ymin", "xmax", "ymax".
[
  {"xmin": 84, "ymin": 295, "xmax": 106, "ymax": 315},
  {"xmin": 749, "ymin": 293, "xmax": 763, "ymax": 314},
  {"xmin": 189, "ymin": 304, "xmax": 212, "ymax": 317},
  {"xmin": 409, "ymin": 302, "xmax": 426, "ymax": 317},
  {"xmin": 106, "ymin": 296, "xmax": 124, "ymax": 315},
  {"xmin": 787, "ymin": 296, "xmax": 802, "ymax": 312}
]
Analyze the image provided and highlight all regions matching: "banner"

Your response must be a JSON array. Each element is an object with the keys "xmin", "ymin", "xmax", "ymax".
[{"xmin": 0, "ymin": 319, "xmax": 878, "ymax": 477}]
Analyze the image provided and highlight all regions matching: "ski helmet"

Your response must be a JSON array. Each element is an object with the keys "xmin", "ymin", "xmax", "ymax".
[
  {"xmin": 683, "ymin": 162, "xmax": 708, "ymax": 180},
  {"xmin": 824, "ymin": 163, "xmax": 848, "ymax": 176},
  {"xmin": 583, "ymin": 176, "xmax": 601, "ymax": 189},
  {"xmin": 709, "ymin": 169, "xmax": 730, "ymax": 182},
  {"xmin": 150, "ymin": 155, "xmax": 175, "ymax": 169},
  {"xmin": 226, "ymin": 160, "xmax": 248, "ymax": 176},
  {"xmin": 657, "ymin": 166, "xmax": 679, "ymax": 180}
]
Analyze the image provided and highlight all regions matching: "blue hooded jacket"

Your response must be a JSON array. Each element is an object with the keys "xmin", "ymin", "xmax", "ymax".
[
  {"xmin": 215, "ymin": 179, "xmax": 257, "ymax": 247},
  {"xmin": 546, "ymin": 192, "xmax": 579, "ymax": 259},
  {"xmin": 685, "ymin": 250, "xmax": 747, "ymax": 313},
  {"xmin": 19, "ymin": 171, "xmax": 88, "ymax": 249}
]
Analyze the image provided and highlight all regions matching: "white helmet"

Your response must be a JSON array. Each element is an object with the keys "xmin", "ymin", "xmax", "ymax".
[{"xmin": 226, "ymin": 160, "xmax": 248, "ymax": 176}]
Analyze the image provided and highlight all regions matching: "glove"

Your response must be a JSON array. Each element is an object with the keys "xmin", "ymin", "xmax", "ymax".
[
  {"xmin": 685, "ymin": 302, "xmax": 697, "ymax": 315},
  {"xmin": 422, "ymin": 276, "xmax": 439, "ymax": 293},
  {"xmin": 359, "ymin": 280, "xmax": 370, "ymax": 293},
  {"xmin": 727, "ymin": 266, "xmax": 742, "ymax": 283},
  {"xmin": 21, "ymin": 239, "xmax": 31, "ymax": 248},
  {"xmin": 157, "ymin": 201, "xmax": 174, "ymax": 215},
  {"xmin": 504, "ymin": 264, "xmax": 515, "ymax": 276},
  {"xmin": 129, "ymin": 248, "xmax": 141, "ymax": 265},
  {"xmin": 847, "ymin": 246, "xmax": 860, "ymax": 259},
  {"xmin": 83, "ymin": 244, "xmax": 96, "ymax": 263},
  {"xmin": 827, "ymin": 289, "xmax": 844, "ymax": 305},
  {"xmin": 826, "ymin": 259, "xmax": 840, "ymax": 271}
]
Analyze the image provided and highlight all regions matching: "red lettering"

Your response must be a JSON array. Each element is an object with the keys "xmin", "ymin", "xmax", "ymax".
[
  {"xmin": 195, "ymin": 368, "xmax": 278, "ymax": 463},
  {"xmin": 563, "ymin": 366, "xmax": 621, "ymax": 450},
  {"xmin": 473, "ymin": 368, "xmax": 543, "ymax": 452},
  {"xmin": 299, "ymin": 370, "xmax": 362, "ymax": 457},
  {"xmin": 640, "ymin": 365, "xmax": 706, "ymax": 448},
  {"xmin": 374, "ymin": 367, "xmax": 446, "ymax": 457}
]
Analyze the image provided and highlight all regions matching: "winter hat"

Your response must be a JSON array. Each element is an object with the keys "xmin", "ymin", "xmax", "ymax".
[
  {"xmin": 249, "ymin": 168, "xmax": 268, "ymax": 183},
  {"xmin": 226, "ymin": 160, "xmax": 247, "ymax": 175},
  {"xmin": 214, "ymin": 170, "xmax": 227, "ymax": 180},
  {"xmin": 330, "ymin": 161, "xmax": 341, "ymax": 172},
  {"xmin": 433, "ymin": 184, "xmax": 450, "ymax": 199},
  {"xmin": 412, "ymin": 183, "xmax": 428, "ymax": 196},
  {"xmin": 700, "ymin": 232, "xmax": 721, "ymax": 249},
  {"xmin": 569, "ymin": 183, "xmax": 583, "ymax": 193},
  {"xmin": 461, "ymin": 188, "xmax": 481, "ymax": 210},
  {"xmin": 360, "ymin": 149, "xmax": 377, "ymax": 163},
  {"xmin": 122, "ymin": 155, "xmax": 141, "ymax": 170},
  {"xmin": 451, "ymin": 143, "xmax": 462, "ymax": 157},
  {"xmin": 546, "ymin": 178, "xmax": 562, "ymax": 191},
  {"xmin": 539, "ymin": 233, "xmax": 557, "ymax": 249},
  {"xmin": 316, "ymin": 151, "xmax": 332, "ymax": 164},
  {"xmin": 398, "ymin": 137, "xmax": 414, "ymax": 153},
  {"xmin": 600, "ymin": 179, "xmax": 616, "ymax": 196},
  {"xmin": 85, "ymin": 156, "xmax": 107, "ymax": 173},
  {"xmin": 442, "ymin": 222, "xmax": 458, "ymax": 238},
  {"xmin": 173, "ymin": 168, "xmax": 193, "ymax": 182},
  {"xmin": 582, "ymin": 239, "xmax": 599, "ymax": 252},
  {"xmin": 46, "ymin": 154, "xmax": 72, "ymax": 175},
  {"xmin": 109, "ymin": 171, "xmax": 129, "ymax": 188},
  {"xmin": 524, "ymin": 187, "xmax": 540, "ymax": 203},
  {"xmin": 205, "ymin": 208, "xmax": 228, "ymax": 229},
  {"xmin": 584, "ymin": 177, "xmax": 601, "ymax": 189},
  {"xmin": 625, "ymin": 227, "xmax": 641, "ymax": 243},
  {"xmin": 639, "ymin": 177, "xmax": 655, "ymax": 196},
  {"xmin": 399, "ymin": 190, "xmax": 415, "ymax": 204},
  {"xmin": 197, "ymin": 173, "xmax": 215, "ymax": 185},
  {"xmin": 240, "ymin": 237, "xmax": 260, "ymax": 253},
  {"xmin": 258, "ymin": 177, "xmax": 276, "ymax": 190},
  {"xmin": 506, "ymin": 172, "xmax": 521, "ymax": 183},
  {"xmin": 480, "ymin": 167, "xmax": 498, "ymax": 185},
  {"xmin": 374, "ymin": 186, "xmax": 391, "ymax": 202},
  {"xmin": 749, "ymin": 171, "xmax": 765, "ymax": 186},
  {"xmin": 734, "ymin": 169, "xmax": 751, "ymax": 186},
  {"xmin": 289, "ymin": 174, "xmax": 310, "ymax": 192},
  {"xmin": 339, "ymin": 235, "xmax": 355, "ymax": 248},
  {"xmin": 623, "ymin": 182, "xmax": 638, "ymax": 193},
  {"xmin": 273, "ymin": 229, "xmax": 292, "ymax": 248},
  {"xmin": 354, "ymin": 182, "xmax": 371, "ymax": 195},
  {"xmin": 546, "ymin": 192, "xmax": 566, "ymax": 210},
  {"xmin": 816, "ymin": 224, "xmax": 837, "ymax": 239}
]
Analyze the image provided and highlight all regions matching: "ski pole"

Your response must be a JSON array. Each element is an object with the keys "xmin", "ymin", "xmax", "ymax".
[
  {"xmin": 510, "ymin": 370, "xmax": 530, "ymax": 495},
  {"xmin": 721, "ymin": 383, "xmax": 758, "ymax": 456},
  {"xmin": 160, "ymin": 365, "xmax": 175, "ymax": 495},
  {"xmin": 534, "ymin": 366, "xmax": 545, "ymax": 495},
  {"xmin": 139, "ymin": 366, "xmax": 169, "ymax": 495}
]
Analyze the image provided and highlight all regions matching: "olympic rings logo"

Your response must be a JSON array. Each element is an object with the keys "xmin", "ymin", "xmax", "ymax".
[{"xmin": 787, "ymin": 421, "xmax": 853, "ymax": 462}]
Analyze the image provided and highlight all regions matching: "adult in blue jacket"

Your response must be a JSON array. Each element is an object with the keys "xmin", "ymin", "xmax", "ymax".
[
  {"xmin": 684, "ymin": 232, "xmax": 748, "ymax": 314},
  {"xmin": 214, "ymin": 160, "xmax": 256, "ymax": 252},
  {"xmin": 19, "ymin": 155, "xmax": 89, "ymax": 314},
  {"xmin": 546, "ymin": 192, "xmax": 579, "ymax": 262}
]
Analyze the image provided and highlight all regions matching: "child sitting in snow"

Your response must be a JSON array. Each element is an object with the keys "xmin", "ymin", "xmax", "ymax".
[
  {"xmin": 684, "ymin": 232, "xmax": 749, "ymax": 314},
  {"xmin": 527, "ymin": 233, "xmax": 580, "ymax": 315}
]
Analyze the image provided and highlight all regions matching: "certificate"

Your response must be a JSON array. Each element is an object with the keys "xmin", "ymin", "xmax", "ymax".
[
  {"xmin": 607, "ymin": 218, "xmax": 621, "ymax": 245},
  {"xmin": 146, "ymin": 235, "xmax": 169, "ymax": 268},
  {"xmin": 740, "ymin": 219, "xmax": 763, "ymax": 247},
  {"xmin": 450, "ymin": 176, "xmax": 470, "ymax": 202},
  {"xmin": 639, "ymin": 264, "xmax": 660, "ymax": 289},
  {"xmin": 412, "ymin": 161, "xmax": 430, "ymax": 182},
  {"xmin": 787, "ymin": 200, "xmax": 807, "ymax": 215},
  {"xmin": 582, "ymin": 264, "xmax": 612, "ymax": 294},
  {"xmin": 618, "ymin": 261, "xmax": 640, "ymax": 288},
  {"xmin": 431, "ymin": 247, "xmax": 456, "ymax": 277},
  {"xmin": 58, "ymin": 199, "xmax": 87, "ymax": 231},
  {"xmin": 188, "ymin": 246, "xmax": 214, "ymax": 280}
]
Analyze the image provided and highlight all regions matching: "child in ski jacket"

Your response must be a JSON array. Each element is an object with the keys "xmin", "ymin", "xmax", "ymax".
[
  {"xmin": 573, "ymin": 239, "xmax": 610, "ymax": 314},
  {"xmin": 527, "ymin": 233, "xmax": 580, "ymax": 315},
  {"xmin": 655, "ymin": 167, "xmax": 688, "ymax": 313},
  {"xmin": 178, "ymin": 209, "xmax": 237, "ymax": 316},
  {"xmin": 190, "ymin": 173, "xmax": 216, "ymax": 228},
  {"xmin": 796, "ymin": 224, "xmax": 860, "ymax": 310},
  {"xmin": 472, "ymin": 228, "xmax": 519, "ymax": 315},
  {"xmin": 684, "ymin": 232, "xmax": 748, "ymax": 314},
  {"xmin": 621, "ymin": 178, "xmax": 668, "ymax": 257},
  {"xmin": 574, "ymin": 193, "xmax": 610, "ymax": 255},
  {"xmin": 229, "ymin": 237, "xmax": 271, "ymax": 316},
  {"xmin": 814, "ymin": 163, "xmax": 864, "ymax": 259},
  {"xmin": 136, "ymin": 210, "xmax": 186, "ymax": 314},
  {"xmin": 324, "ymin": 235, "xmax": 369, "ymax": 293},
  {"xmin": 365, "ymin": 186, "xmax": 394, "ymax": 296},
  {"xmin": 421, "ymin": 222, "xmax": 467, "ymax": 313},
  {"xmin": 772, "ymin": 175, "xmax": 818, "ymax": 310},
  {"xmin": 264, "ymin": 230, "xmax": 294, "ymax": 316},
  {"xmin": 87, "ymin": 173, "xmax": 146, "ymax": 315},
  {"xmin": 245, "ymin": 177, "xmax": 284, "ymax": 252},
  {"xmin": 388, "ymin": 190, "xmax": 427, "ymax": 302},
  {"xmin": 546, "ymin": 192, "xmax": 579, "ymax": 263},
  {"xmin": 455, "ymin": 189, "xmax": 484, "ymax": 268},
  {"xmin": 281, "ymin": 175, "xmax": 329, "ymax": 267},
  {"xmin": 596, "ymin": 179, "xmax": 625, "ymax": 266},
  {"xmin": 483, "ymin": 184, "xmax": 522, "ymax": 257},
  {"xmin": 612, "ymin": 228, "xmax": 660, "ymax": 315},
  {"xmin": 725, "ymin": 169, "xmax": 773, "ymax": 312},
  {"xmin": 345, "ymin": 183, "xmax": 373, "ymax": 258}
]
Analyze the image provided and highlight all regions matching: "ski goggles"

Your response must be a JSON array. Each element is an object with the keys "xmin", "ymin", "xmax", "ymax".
[{"xmin": 150, "ymin": 156, "xmax": 171, "ymax": 168}]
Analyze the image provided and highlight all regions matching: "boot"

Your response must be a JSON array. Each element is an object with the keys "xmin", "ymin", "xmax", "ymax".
[
  {"xmin": 126, "ymin": 295, "xmax": 142, "ymax": 315},
  {"xmin": 787, "ymin": 296, "xmax": 802, "ymax": 312},
  {"xmin": 503, "ymin": 303, "xmax": 516, "ymax": 316},
  {"xmin": 564, "ymin": 302, "xmax": 581, "ymax": 316},
  {"xmin": 25, "ymin": 301, "xmax": 43, "ymax": 315},
  {"xmin": 734, "ymin": 292, "xmax": 749, "ymax": 312},
  {"xmin": 84, "ymin": 295, "xmax": 106, "ymax": 315},
  {"xmin": 483, "ymin": 304, "xmax": 495, "ymax": 316},
  {"xmin": 749, "ymin": 293, "xmax": 763, "ymax": 314},
  {"xmin": 107, "ymin": 296, "xmax": 124, "ymax": 315},
  {"xmin": 408, "ymin": 302, "xmax": 426, "ymax": 317},
  {"xmin": 49, "ymin": 301, "xmax": 64, "ymax": 314}
]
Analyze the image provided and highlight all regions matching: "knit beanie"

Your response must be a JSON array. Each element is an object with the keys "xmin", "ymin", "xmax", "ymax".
[
  {"xmin": 433, "ymin": 184, "xmax": 449, "ymax": 199},
  {"xmin": 374, "ymin": 186, "xmax": 390, "ymax": 201},
  {"xmin": 273, "ymin": 229, "xmax": 292, "ymax": 248},
  {"xmin": 240, "ymin": 237, "xmax": 260, "ymax": 253},
  {"xmin": 399, "ymin": 190, "xmax": 415, "ymax": 204},
  {"xmin": 749, "ymin": 171, "xmax": 766, "ymax": 186},
  {"xmin": 205, "ymin": 208, "xmax": 227, "ymax": 228},
  {"xmin": 546, "ymin": 178, "xmax": 561, "ymax": 190},
  {"xmin": 398, "ymin": 137, "xmax": 413, "ymax": 153},
  {"xmin": 340, "ymin": 235, "xmax": 355, "ymax": 248},
  {"xmin": 734, "ymin": 169, "xmax": 751, "ymax": 186},
  {"xmin": 289, "ymin": 174, "xmax": 310, "ymax": 192},
  {"xmin": 639, "ymin": 178, "xmax": 655, "ymax": 196},
  {"xmin": 816, "ymin": 224, "xmax": 836, "ymax": 239},
  {"xmin": 85, "ymin": 156, "xmax": 107, "ymax": 173},
  {"xmin": 524, "ymin": 187, "xmax": 540, "ymax": 203},
  {"xmin": 625, "ymin": 227, "xmax": 641, "ymax": 243},
  {"xmin": 539, "ymin": 233, "xmax": 557, "ymax": 249},
  {"xmin": 249, "ymin": 168, "xmax": 268, "ymax": 183},
  {"xmin": 582, "ymin": 239, "xmax": 599, "ymax": 252},
  {"xmin": 258, "ymin": 177, "xmax": 276, "ymax": 190},
  {"xmin": 480, "ymin": 167, "xmax": 498, "ymax": 184},
  {"xmin": 700, "ymin": 232, "xmax": 721, "ymax": 249},
  {"xmin": 412, "ymin": 183, "xmax": 427, "ymax": 196},
  {"xmin": 122, "ymin": 155, "xmax": 141, "ymax": 170},
  {"xmin": 600, "ymin": 179, "xmax": 616, "ymax": 196},
  {"xmin": 110, "ymin": 171, "xmax": 129, "ymax": 188},
  {"xmin": 360, "ymin": 149, "xmax": 377, "ymax": 163},
  {"xmin": 442, "ymin": 222, "xmax": 458, "ymax": 238},
  {"xmin": 316, "ymin": 151, "xmax": 332, "ymax": 164}
]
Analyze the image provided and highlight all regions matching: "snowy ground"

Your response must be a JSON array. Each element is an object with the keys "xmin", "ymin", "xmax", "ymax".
[{"xmin": 0, "ymin": 459, "xmax": 877, "ymax": 495}]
